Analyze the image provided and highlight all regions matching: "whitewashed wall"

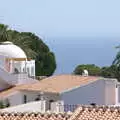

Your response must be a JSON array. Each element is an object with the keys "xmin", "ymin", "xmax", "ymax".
[
  {"xmin": 117, "ymin": 85, "xmax": 120, "ymax": 103},
  {"xmin": 2, "ymin": 92, "xmax": 23, "ymax": 106},
  {"xmin": 2, "ymin": 101, "xmax": 46, "ymax": 113},
  {"xmin": 104, "ymin": 80, "xmax": 116, "ymax": 105},
  {"xmin": 60, "ymin": 79, "xmax": 116, "ymax": 105},
  {"xmin": 0, "ymin": 67, "xmax": 16, "ymax": 85},
  {"xmin": 26, "ymin": 60, "xmax": 35, "ymax": 77},
  {"xmin": 20, "ymin": 91, "xmax": 60, "ymax": 111}
]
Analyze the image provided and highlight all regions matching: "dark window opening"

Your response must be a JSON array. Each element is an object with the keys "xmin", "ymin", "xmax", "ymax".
[
  {"xmin": 35, "ymin": 95, "xmax": 41, "ymax": 101},
  {"xmin": 90, "ymin": 103, "xmax": 96, "ymax": 106},
  {"xmin": 5, "ymin": 99, "xmax": 10, "ymax": 107},
  {"xmin": 23, "ymin": 95, "xmax": 27, "ymax": 104},
  {"xmin": 49, "ymin": 100, "xmax": 54, "ymax": 110},
  {"xmin": 14, "ymin": 68, "xmax": 19, "ymax": 74}
]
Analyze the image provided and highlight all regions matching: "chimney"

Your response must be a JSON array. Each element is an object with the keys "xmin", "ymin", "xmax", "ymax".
[{"xmin": 82, "ymin": 69, "xmax": 89, "ymax": 77}]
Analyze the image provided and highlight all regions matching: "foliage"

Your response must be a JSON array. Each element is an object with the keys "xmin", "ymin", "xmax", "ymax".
[
  {"xmin": 0, "ymin": 101, "xmax": 5, "ymax": 109},
  {"xmin": 0, "ymin": 99, "xmax": 10, "ymax": 108},
  {"xmin": 112, "ymin": 45, "xmax": 120, "ymax": 81},
  {"xmin": 73, "ymin": 64, "xmax": 101, "ymax": 76},
  {"xmin": 0, "ymin": 24, "xmax": 56, "ymax": 76},
  {"xmin": 5, "ymin": 99, "xmax": 10, "ymax": 107},
  {"xmin": 100, "ymin": 65, "xmax": 117, "ymax": 78},
  {"xmin": 74, "ymin": 64, "xmax": 120, "ymax": 81}
]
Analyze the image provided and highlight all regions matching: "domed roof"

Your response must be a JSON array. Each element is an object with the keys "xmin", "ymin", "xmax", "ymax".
[{"xmin": 0, "ymin": 41, "xmax": 27, "ymax": 58}]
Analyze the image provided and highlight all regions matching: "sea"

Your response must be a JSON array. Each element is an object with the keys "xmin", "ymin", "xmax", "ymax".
[{"xmin": 44, "ymin": 37, "xmax": 120, "ymax": 75}]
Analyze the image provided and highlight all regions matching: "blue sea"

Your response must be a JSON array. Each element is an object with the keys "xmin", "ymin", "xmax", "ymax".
[{"xmin": 44, "ymin": 37, "xmax": 120, "ymax": 74}]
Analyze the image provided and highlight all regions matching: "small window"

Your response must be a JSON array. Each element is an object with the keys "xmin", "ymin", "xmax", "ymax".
[
  {"xmin": 49, "ymin": 100, "xmax": 54, "ymax": 110},
  {"xmin": 14, "ymin": 68, "xmax": 19, "ymax": 74},
  {"xmin": 5, "ymin": 99, "xmax": 10, "ymax": 107},
  {"xmin": 35, "ymin": 95, "xmax": 41, "ymax": 101},
  {"xmin": 90, "ymin": 103, "xmax": 96, "ymax": 106},
  {"xmin": 23, "ymin": 95, "xmax": 27, "ymax": 104}
]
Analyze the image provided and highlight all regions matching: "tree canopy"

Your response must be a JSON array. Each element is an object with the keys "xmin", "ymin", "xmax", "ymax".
[
  {"xmin": 73, "ymin": 64, "xmax": 120, "ymax": 81},
  {"xmin": 73, "ymin": 64, "xmax": 101, "ymax": 76},
  {"xmin": 74, "ymin": 44, "xmax": 120, "ymax": 82},
  {"xmin": 112, "ymin": 45, "xmax": 120, "ymax": 81},
  {"xmin": 0, "ymin": 24, "xmax": 56, "ymax": 76}
]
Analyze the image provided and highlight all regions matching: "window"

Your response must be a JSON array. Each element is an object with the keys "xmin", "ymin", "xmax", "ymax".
[
  {"xmin": 23, "ymin": 95, "xmax": 27, "ymax": 104},
  {"xmin": 5, "ymin": 99, "xmax": 10, "ymax": 107},
  {"xmin": 35, "ymin": 95, "xmax": 41, "ymax": 101},
  {"xmin": 14, "ymin": 68, "xmax": 19, "ymax": 74},
  {"xmin": 49, "ymin": 100, "xmax": 54, "ymax": 110},
  {"xmin": 90, "ymin": 103, "xmax": 96, "ymax": 106}
]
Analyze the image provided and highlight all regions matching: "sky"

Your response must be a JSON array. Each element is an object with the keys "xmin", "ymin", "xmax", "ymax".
[
  {"xmin": 0, "ymin": 0, "xmax": 120, "ymax": 74},
  {"xmin": 0, "ymin": 0, "xmax": 120, "ymax": 38}
]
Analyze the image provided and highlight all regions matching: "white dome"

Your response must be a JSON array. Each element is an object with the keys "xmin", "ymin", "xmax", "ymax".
[{"xmin": 0, "ymin": 41, "xmax": 27, "ymax": 58}]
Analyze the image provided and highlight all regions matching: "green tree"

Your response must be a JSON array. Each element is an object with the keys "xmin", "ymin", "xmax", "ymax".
[
  {"xmin": 112, "ymin": 45, "xmax": 120, "ymax": 81},
  {"xmin": 0, "ymin": 24, "xmax": 9, "ymax": 42},
  {"xmin": 0, "ymin": 24, "xmax": 56, "ymax": 76},
  {"xmin": 100, "ymin": 65, "xmax": 117, "ymax": 78},
  {"xmin": 113, "ymin": 45, "xmax": 120, "ymax": 66},
  {"xmin": 73, "ymin": 64, "xmax": 101, "ymax": 76},
  {"xmin": 0, "ymin": 100, "xmax": 5, "ymax": 109}
]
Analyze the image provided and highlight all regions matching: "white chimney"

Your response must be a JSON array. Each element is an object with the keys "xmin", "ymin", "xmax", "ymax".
[{"xmin": 82, "ymin": 69, "xmax": 89, "ymax": 77}]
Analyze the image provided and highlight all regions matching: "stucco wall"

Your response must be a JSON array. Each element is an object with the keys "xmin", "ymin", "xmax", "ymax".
[
  {"xmin": 21, "ymin": 91, "xmax": 60, "ymax": 111},
  {"xmin": 61, "ymin": 79, "xmax": 116, "ymax": 106},
  {"xmin": 2, "ymin": 101, "xmax": 46, "ymax": 113},
  {"xmin": 3, "ymin": 92, "xmax": 23, "ymax": 106},
  {"xmin": 60, "ymin": 79, "xmax": 106, "ymax": 105},
  {"xmin": 117, "ymin": 86, "xmax": 120, "ymax": 103},
  {"xmin": 104, "ymin": 80, "xmax": 116, "ymax": 105}
]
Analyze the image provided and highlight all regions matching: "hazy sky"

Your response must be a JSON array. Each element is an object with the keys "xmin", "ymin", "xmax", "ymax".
[
  {"xmin": 0, "ymin": 0, "xmax": 120, "ymax": 38},
  {"xmin": 0, "ymin": 0, "xmax": 120, "ymax": 74}
]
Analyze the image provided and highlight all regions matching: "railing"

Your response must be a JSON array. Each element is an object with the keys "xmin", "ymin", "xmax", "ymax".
[{"xmin": 58, "ymin": 104, "xmax": 78, "ymax": 112}]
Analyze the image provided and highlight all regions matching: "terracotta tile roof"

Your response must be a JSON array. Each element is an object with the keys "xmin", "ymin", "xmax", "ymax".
[
  {"xmin": 0, "ymin": 84, "xmax": 32, "ymax": 98},
  {"xmin": 0, "ymin": 75, "xmax": 99, "ymax": 97},
  {"xmin": 17, "ymin": 75, "xmax": 99, "ymax": 93},
  {"xmin": 69, "ymin": 106, "xmax": 120, "ymax": 120},
  {"xmin": 0, "ymin": 87, "xmax": 19, "ymax": 98},
  {"xmin": 0, "ymin": 112, "xmax": 71, "ymax": 120},
  {"xmin": 1, "ymin": 106, "xmax": 120, "ymax": 120}
]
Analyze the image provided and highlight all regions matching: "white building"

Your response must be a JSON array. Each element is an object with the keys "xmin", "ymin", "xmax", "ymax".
[
  {"xmin": 0, "ymin": 74, "xmax": 119, "ymax": 112},
  {"xmin": 0, "ymin": 41, "xmax": 35, "ymax": 76},
  {"xmin": 0, "ymin": 41, "xmax": 120, "ymax": 112},
  {"xmin": 0, "ymin": 41, "xmax": 37, "ymax": 90}
]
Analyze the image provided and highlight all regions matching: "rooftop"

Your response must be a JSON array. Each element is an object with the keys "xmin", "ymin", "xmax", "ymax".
[
  {"xmin": 16, "ymin": 74, "xmax": 100, "ymax": 93},
  {"xmin": 1, "ymin": 106, "xmax": 120, "ymax": 120},
  {"xmin": 0, "ymin": 75, "xmax": 105, "ymax": 97},
  {"xmin": 0, "ymin": 41, "xmax": 27, "ymax": 58},
  {"xmin": 0, "ymin": 112, "xmax": 71, "ymax": 120},
  {"xmin": 69, "ymin": 106, "xmax": 120, "ymax": 120}
]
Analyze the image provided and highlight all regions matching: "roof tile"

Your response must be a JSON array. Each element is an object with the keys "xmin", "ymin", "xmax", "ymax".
[{"xmin": 69, "ymin": 106, "xmax": 120, "ymax": 120}]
